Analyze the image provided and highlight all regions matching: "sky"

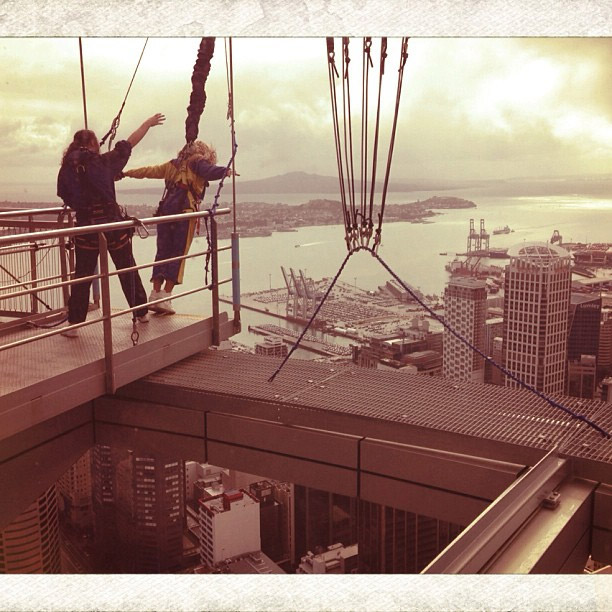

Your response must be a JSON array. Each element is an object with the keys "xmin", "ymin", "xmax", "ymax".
[{"xmin": 1, "ymin": 36, "xmax": 611, "ymax": 199}]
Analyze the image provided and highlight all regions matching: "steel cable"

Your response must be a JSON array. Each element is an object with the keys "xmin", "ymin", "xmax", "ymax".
[{"xmin": 268, "ymin": 246, "xmax": 611, "ymax": 438}]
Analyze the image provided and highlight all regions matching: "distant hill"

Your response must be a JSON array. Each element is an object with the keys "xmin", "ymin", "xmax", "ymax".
[{"xmin": 235, "ymin": 171, "xmax": 481, "ymax": 194}]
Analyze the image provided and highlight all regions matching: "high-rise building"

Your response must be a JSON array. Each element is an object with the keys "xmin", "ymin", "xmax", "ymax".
[
  {"xmin": 568, "ymin": 294, "xmax": 601, "ymax": 362},
  {"xmin": 199, "ymin": 489, "xmax": 260, "ymax": 568},
  {"xmin": 502, "ymin": 242, "xmax": 571, "ymax": 394},
  {"xmin": 358, "ymin": 501, "xmax": 463, "ymax": 573},
  {"xmin": 599, "ymin": 312, "xmax": 612, "ymax": 381},
  {"xmin": 0, "ymin": 485, "xmax": 61, "ymax": 573},
  {"xmin": 90, "ymin": 444, "xmax": 118, "ymax": 570},
  {"xmin": 270, "ymin": 481, "xmax": 294, "ymax": 566},
  {"xmin": 443, "ymin": 277, "xmax": 487, "ymax": 382},
  {"xmin": 485, "ymin": 336, "xmax": 504, "ymax": 385},
  {"xmin": 602, "ymin": 377, "xmax": 612, "ymax": 402},
  {"xmin": 57, "ymin": 449, "xmax": 93, "ymax": 532},
  {"xmin": 566, "ymin": 294, "xmax": 601, "ymax": 398},
  {"xmin": 567, "ymin": 354, "xmax": 597, "ymax": 399},
  {"xmin": 249, "ymin": 481, "xmax": 283, "ymax": 562},
  {"xmin": 293, "ymin": 485, "xmax": 358, "ymax": 566},
  {"xmin": 484, "ymin": 317, "xmax": 504, "ymax": 357},
  {"xmin": 111, "ymin": 451, "xmax": 184, "ymax": 573}
]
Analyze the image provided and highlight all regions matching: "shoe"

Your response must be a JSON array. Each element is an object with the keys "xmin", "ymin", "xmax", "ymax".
[
  {"xmin": 61, "ymin": 324, "xmax": 79, "ymax": 338},
  {"xmin": 148, "ymin": 290, "xmax": 167, "ymax": 313},
  {"xmin": 137, "ymin": 313, "xmax": 149, "ymax": 323},
  {"xmin": 160, "ymin": 292, "xmax": 175, "ymax": 315},
  {"xmin": 150, "ymin": 290, "xmax": 175, "ymax": 315}
]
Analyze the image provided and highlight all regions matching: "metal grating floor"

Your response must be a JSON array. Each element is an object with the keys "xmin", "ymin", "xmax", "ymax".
[
  {"xmin": 139, "ymin": 350, "xmax": 612, "ymax": 466},
  {"xmin": 0, "ymin": 311, "xmax": 207, "ymax": 397}
]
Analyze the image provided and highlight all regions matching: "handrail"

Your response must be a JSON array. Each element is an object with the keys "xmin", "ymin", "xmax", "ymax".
[
  {"xmin": 1, "ymin": 244, "xmax": 232, "ymax": 301},
  {"xmin": 0, "ymin": 208, "xmax": 231, "ymax": 245},
  {"xmin": 1, "ymin": 207, "xmax": 239, "ymax": 394},
  {"xmin": 0, "ymin": 207, "xmax": 67, "ymax": 218}
]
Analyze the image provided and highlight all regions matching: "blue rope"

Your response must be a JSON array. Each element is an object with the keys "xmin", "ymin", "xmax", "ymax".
[{"xmin": 268, "ymin": 246, "xmax": 611, "ymax": 439}]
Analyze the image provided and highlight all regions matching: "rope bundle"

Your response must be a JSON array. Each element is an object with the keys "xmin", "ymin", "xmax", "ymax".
[{"xmin": 326, "ymin": 37, "xmax": 409, "ymax": 253}]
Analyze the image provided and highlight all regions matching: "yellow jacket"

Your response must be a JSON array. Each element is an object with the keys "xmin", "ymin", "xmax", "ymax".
[{"xmin": 124, "ymin": 156, "xmax": 227, "ymax": 212}]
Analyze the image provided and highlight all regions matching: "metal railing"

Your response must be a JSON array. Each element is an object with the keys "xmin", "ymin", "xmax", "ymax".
[
  {"xmin": 0, "ymin": 207, "xmax": 238, "ymax": 392},
  {"xmin": 0, "ymin": 207, "xmax": 74, "ymax": 319}
]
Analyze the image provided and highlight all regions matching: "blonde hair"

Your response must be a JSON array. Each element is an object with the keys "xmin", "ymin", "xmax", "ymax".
[{"xmin": 178, "ymin": 140, "xmax": 217, "ymax": 164}]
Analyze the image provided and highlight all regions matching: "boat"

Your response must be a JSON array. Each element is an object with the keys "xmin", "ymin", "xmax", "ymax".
[
  {"xmin": 493, "ymin": 225, "xmax": 511, "ymax": 235},
  {"xmin": 487, "ymin": 248, "xmax": 509, "ymax": 259},
  {"xmin": 295, "ymin": 244, "xmax": 300, "ymax": 248},
  {"xmin": 439, "ymin": 252, "xmax": 447, "ymax": 256}
]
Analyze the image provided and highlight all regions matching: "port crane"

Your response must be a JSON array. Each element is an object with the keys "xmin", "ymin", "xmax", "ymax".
[
  {"xmin": 550, "ymin": 230, "xmax": 563, "ymax": 245},
  {"xmin": 467, "ymin": 219, "xmax": 489, "ymax": 255},
  {"xmin": 280, "ymin": 266, "xmax": 297, "ymax": 319},
  {"xmin": 299, "ymin": 269, "xmax": 318, "ymax": 317}
]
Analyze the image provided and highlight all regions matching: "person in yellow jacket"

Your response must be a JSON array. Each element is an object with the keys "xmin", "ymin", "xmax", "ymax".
[{"xmin": 123, "ymin": 140, "xmax": 232, "ymax": 314}]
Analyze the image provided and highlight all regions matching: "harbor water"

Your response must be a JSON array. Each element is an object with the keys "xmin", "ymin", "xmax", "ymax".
[{"xmin": 121, "ymin": 190, "xmax": 612, "ymax": 351}]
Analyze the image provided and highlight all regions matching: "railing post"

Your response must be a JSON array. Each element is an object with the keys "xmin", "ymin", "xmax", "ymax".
[
  {"xmin": 211, "ymin": 216, "xmax": 220, "ymax": 346},
  {"xmin": 98, "ymin": 232, "xmax": 115, "ymax": 394},
  {"xmin": 231, "ymin": 231, "xmax": 241, "ymax": 333},
  {"xmin": 28, "ymin": 215, "xmax": 38, "ymax": 315},
  {"xmin": 58, "ymin": 215, "xmax": 71, "ymax": 309}
]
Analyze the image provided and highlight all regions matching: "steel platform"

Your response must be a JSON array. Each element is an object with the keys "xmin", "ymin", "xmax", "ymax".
[
  {"xmin": 0, "ymin": 310, "xmax": 233, "ymax": 441},
  {"xmin": 118, "ymin": 350, "xmax": 612, "ymax": 480}
]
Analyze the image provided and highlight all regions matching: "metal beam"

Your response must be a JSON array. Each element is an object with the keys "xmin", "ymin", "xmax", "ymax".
[
  {"xmin": 422, "ymin": 447, "xmax": 568, "ymax": 573},
  {"xmin": 483, "ymin": 477, "xmax": 595, "ymax": 573}
]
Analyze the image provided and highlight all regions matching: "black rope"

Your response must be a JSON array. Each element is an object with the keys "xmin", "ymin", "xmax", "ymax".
[
  {"xmin": 361, "ymin": 37, "xmax": 374, "ymax": 246},
  {"xmin": 374, "ymin": 37, "xmax": 409, "ymax": 250},
  {"xmin": 268, "ymin": 248, "xmax": 361, "ymax": 382},
  {"xmin": 368, "ymin": 37, "xmax": 387, "ymax": 235},
  {"xmin": 267, "ymin": 247, "xmax": 611, "ymax": 439},
  {"xmin": 78, "ymin": 38, "xmax": 88, "ymax": 130},
  {"xmin": 210, "ymin": 141, "xmax": 238, "ymax": 215},
  {"xmin": 100, "ymin": 38, "xmax": 149, "ymax": 150},
  {"xmin": 326, "ymin": 38, "xmax": 351, "ymax": 250},
  {"xmin": 341, "ymin": 38, "xmax": 357, "ymax": 240}
]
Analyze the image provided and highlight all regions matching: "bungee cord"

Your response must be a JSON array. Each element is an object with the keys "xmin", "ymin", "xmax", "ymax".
[
  {"xmin": 100, "ymin": 38, "xmax": 149, "ymax": 150},
  {"xmin": 326, "ymin": 37, "xmax": 407, "ymax": 253}
]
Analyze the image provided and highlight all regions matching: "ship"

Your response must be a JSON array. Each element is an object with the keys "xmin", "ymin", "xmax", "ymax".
[{"xmin": 493, "ymin": 225, "xmax": 512, "ymax": 235}]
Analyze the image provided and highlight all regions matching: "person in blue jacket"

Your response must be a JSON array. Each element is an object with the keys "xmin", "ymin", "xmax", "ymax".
[
  {"xmin": 57, "ymin": 113, "xmax": 165, "ymax": 336},
  {"xmin": 123, "ymin": 140, "xmax": 233, "ymax": 314}
]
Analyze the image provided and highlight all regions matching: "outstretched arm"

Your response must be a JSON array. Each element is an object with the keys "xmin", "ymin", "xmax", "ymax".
[
  {"xmin": 127, "ymin": 113, "xmax": 166, "ymax": 148},
  {"xmin": 124, "ymin": 163, "xmax": 170, "ymax": 180}
]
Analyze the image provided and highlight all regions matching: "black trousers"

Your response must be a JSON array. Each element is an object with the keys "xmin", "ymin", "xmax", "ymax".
[{"xmin": 68, "ymin": 235, "xmax": 148, "ymax": 323}]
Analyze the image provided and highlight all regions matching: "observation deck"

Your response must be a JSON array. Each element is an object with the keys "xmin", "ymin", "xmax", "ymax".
[{"xmin": 1, "ymin": 206, "xmax": 612, "ymax": 574}]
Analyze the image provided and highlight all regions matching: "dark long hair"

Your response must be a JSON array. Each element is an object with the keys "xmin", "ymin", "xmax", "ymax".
[{"xmin": 61, "ymin": 129, "xmax": 99, "ymax": 165}]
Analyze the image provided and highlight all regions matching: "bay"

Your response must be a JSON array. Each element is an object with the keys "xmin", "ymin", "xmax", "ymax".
[{"xmin": 118, "ymin": 190, "xmax": 611, "ymax": 351}]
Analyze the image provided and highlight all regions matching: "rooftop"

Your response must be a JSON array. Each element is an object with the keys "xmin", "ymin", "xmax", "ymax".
[{"xmin": 508, "ymin": 241, "xmax": 570, "ymax": 260}]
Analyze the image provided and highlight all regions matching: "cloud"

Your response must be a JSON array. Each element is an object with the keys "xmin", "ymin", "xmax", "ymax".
[{"xmin": 1, "ymin": 36, "xmax": 611, "ymax": 193}]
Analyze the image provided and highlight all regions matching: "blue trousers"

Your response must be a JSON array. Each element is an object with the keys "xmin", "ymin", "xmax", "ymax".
[{"xmin": 152, "ymin": 194, "xmax": 196, "ymax": 285}]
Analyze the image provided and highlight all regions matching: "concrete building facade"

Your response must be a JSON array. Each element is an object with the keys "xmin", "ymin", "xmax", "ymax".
[
  {"xmin": 199, "ymin": 489, "xmax": 260, "ymax": 568},
  {"xmin": 57, "ymin": 449, "xmax": 93, "ymax": 532},
  {"xmin": 502, "ymin": 242, "xmax": 572, "ymax": 394},
  {"xmin": 0, "ymin": 485, "xmax": 61, "ymax": 573},
  {"xmin": 443, "ymin": 277, "xmax": 487, "ymax": 382}
]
